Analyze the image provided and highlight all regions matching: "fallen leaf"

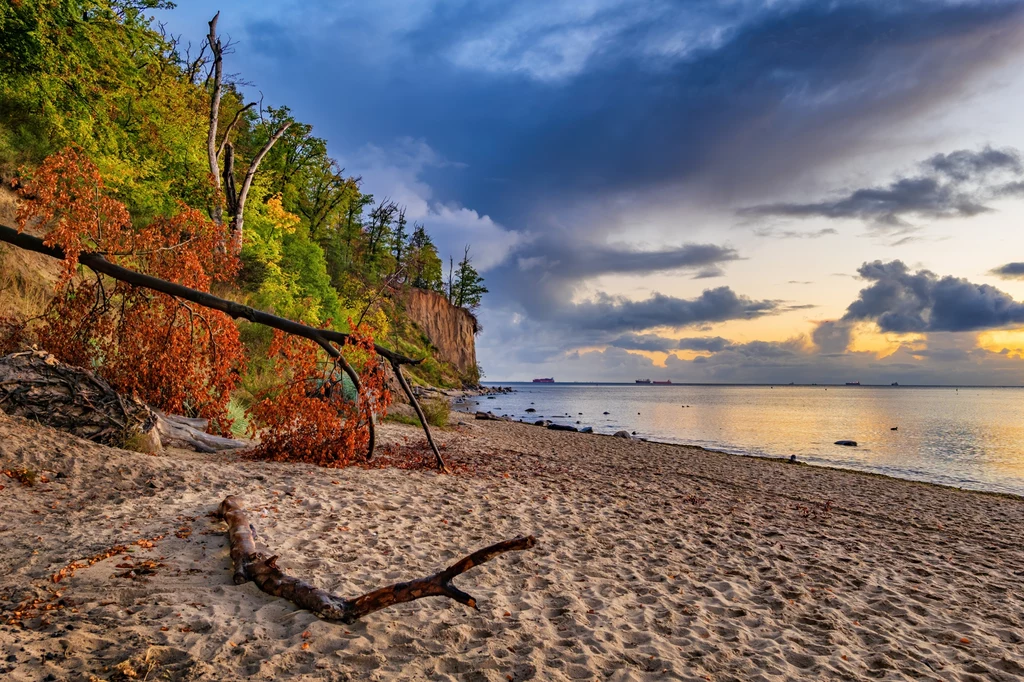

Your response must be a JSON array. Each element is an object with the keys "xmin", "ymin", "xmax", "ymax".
[
  {"xmin": 301, "ymin": 642, "xmax": 310, "ymax": 651},
  {"xmin": 959, "ymin": 637, "xmax": 970, "ymax": 644},
  {"xmin": 302, "ymin": 630, "xmax": 311, "ymax": 639}
]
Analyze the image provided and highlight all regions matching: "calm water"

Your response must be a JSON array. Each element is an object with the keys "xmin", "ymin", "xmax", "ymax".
[{"xmin": 462, "ymin": 384, "xmax": 1024, "ymax": 497}]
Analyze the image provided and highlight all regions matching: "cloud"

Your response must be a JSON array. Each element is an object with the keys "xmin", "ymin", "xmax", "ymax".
[
  {"xmin": 677, "ymin": 336, "xmax": 733, "ymax": 352},
  {"xmin": 812, "ymin": 321, "xmax": 853, "ymax": 354},
  {"xmin": 742, "ymin": 146, "xmax": 1024, "ymax": 232},
  {"xmin": 753, "ymin": 227, "xmax": 838, "ymax": 240},
  {"xmin": 990, "ymin": 262, "xmax": 1024, "ymax": 280},
  {"xmin": 560, "ymin": 287, "xmax": 778, "ymax": 333},
  {"xmin": 843, "ymin": 260, "xmax": 1024, "ymax": 333},
  {"xmin": 347, "ymin": 139, "xmax": 521, "ymax": 270},
  {"xmin": 608, "ymin": 333, "xmax": 735, "ymax": 353},
  {"xmin": 516, "ymin": 242, "xmax": 739, "ymax": 280},
  {"xmin": 608, "ymin": 333, "xmax": 679, "ymax": 353}
]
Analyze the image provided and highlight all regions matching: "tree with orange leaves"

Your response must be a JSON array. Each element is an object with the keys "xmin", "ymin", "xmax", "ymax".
[
  {"xmin": 13, "ymin": 147, "xmax": 244, "ymax": 433},
  {"xmin": 248, "ymin": 327, "xmax": 391, "ymax": 466}
]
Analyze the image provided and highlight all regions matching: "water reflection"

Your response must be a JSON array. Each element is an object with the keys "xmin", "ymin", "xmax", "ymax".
[{"xmin": 465, "ymin": 385, "xmax": 1024, "ymax": 496}]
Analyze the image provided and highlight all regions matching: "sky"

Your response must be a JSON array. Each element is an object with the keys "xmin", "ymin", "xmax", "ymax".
[{"xmin": 156, "ymin": 0, "xmax": 1024, "ymax": 384}]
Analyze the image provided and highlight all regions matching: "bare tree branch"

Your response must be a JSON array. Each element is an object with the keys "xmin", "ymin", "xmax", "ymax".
[
  {"xmin": 206, "ymin": 12, "xmax": 224, "ymax": 223},
  {"xmin": 231, "ymin": 122, "xmax": 292, "ymax": 249},
  {"xmin": 217, "ymin": 101, "xmax": 257, "ymax": 159},
  {"xmin": 219, "ymin": 496, "xmax": 535, "ymax": 623}
]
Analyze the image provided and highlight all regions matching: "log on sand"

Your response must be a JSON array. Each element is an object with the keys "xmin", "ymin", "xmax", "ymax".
[
  {"xmin": 217, "ymin": 495, "xmax": 536, "ymax": 623},
  {"xmin": 0, "ymin": 349, "xmax": 247, "ymax": 453}
]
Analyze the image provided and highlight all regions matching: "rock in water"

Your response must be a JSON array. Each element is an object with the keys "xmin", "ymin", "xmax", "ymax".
[
  {"xmin": 580, "ymin": 426, "xmax": 593, "ymax": 433},
  {"xmin": 525, "ymin": 408, "xmax": 536, "ymax": 413},
  {"xmin": 613, "ymin": 430, "xmax": 632, "ymax": 439},
  {"xmin": 834, "ymin": 440, "xmax": 858, "ymax": 447},
  {"xmin": 547, "ymin": 423, "xmax": 578, "ymax": 432}
]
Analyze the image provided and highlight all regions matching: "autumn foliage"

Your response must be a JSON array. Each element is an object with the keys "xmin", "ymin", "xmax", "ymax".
[
  {"xmin": 3, "ymin": 147, "xmax": 399, "ymax": 462},
  {"xmin": 10, "ymin": 147, "xmax": 244, "ymax": 432},
  {"xmin": 248, "ymin": 327, "xmax": 392, "ymax": 466}
]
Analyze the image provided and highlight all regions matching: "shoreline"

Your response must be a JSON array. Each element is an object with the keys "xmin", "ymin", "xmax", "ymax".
[
  {"xmin": 455, "ymin": 406, "xmax": 1024, "ymax": 502},
  {"xmin": 452, "ymin": 393, "xmax": 1024, "ymax": 499},
  {"xmin": 2, "ymin": 411, "xmax": 1023, "ymax": 680}
]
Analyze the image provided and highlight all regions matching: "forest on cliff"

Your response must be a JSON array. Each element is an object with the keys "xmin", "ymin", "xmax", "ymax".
[{"xmin": 0, "ymin": 0, "xmax": 486, "ymax": 399}]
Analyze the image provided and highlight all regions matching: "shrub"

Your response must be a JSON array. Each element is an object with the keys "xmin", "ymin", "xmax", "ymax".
[
  {"xmin": 420, "ymin": 398, "xmax": 450, "ymax": 428},
  {"xmin": 247, "ymin": 326, "xmax": 392, "ymax": 466}
]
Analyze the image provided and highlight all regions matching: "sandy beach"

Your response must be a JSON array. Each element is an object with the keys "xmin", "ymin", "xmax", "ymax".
[{"xmin": 1, "ymin": 408, "xmax": 1023, "ymax": 681}]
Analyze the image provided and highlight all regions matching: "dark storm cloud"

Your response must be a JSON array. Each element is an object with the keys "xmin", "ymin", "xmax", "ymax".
[
  {"xmin": 743, "ymin": 146, "xmax": 1024, "ymax": 230},
  {"xmin": 516, "ymin": 242, "xmax": 740, "ymax": 280},
  {"xmin": 812, "ymin": 321, "xmax": 853, "ymax": 355},
  {"xmin": 608, "ymin": 334, "xmax": 735, "ymax": 353},
  {"xmin": 991, "ymin": 263, "xmax": 1024, "ymax": 280},
  {"xmin": 178, "ymin": 0, "xmax": 1024, "ymax": 225},
  {"xmin": 561, "ymin": 288, "xmax": 778, "ymax": 334},
  {"xmin": 843, "ymin": 260, "xmax": 1024, "ymax": 333},
  {"xmin": 608, "ymin": 333, "xmax": 680, "ymax": 353},
  {"xmin": 677, "ymin": 337, "xmax": 734, "ymax": 353}
]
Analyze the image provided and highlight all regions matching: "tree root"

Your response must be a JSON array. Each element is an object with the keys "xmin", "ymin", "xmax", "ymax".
[
  {"xmin": 217, "ymin": 495, "xmax": 536, "ymax": 623},
  {"xmin": 0, "ymin": 349, "xmax": 248, "ymax": 452}
]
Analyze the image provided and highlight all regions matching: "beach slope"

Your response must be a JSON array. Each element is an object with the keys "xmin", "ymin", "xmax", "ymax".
[{"xmin": 1, "ymin": 412, "xmax": 1023, "ymax": 680}]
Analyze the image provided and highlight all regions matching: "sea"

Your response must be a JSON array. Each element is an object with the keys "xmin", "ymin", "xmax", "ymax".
[{"xmin": 463, "ymin": 383, "xmax": 1024, "ymax": 497}]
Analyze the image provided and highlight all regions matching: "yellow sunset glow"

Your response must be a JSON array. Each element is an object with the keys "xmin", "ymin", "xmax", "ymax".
[{"xmin": 977, "ymin": 329, "xmax": 1024, "ymax": 357}]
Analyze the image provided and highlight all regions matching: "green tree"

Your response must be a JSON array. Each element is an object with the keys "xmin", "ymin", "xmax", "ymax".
[
  {"xmin": 407, "ymin": 224, "xmax": 444, "ymax": 293},
  {"xmin": 449, "ymin": 246, "xmax": 487, "ymax": 310}
]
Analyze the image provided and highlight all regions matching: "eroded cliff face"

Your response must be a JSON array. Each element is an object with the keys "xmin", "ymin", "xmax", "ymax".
[{"xmin": 398, "ymin": 287, "xmax": 478, "ymax": 381}]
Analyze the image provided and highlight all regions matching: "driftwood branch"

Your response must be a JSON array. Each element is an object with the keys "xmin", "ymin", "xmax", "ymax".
[
  {"xmin": 218, "ymin": 496, "xmax": 535, "ymax": 623},
  {"xmin": 0, "ymin": 222, "xmax": 444, "ymax": 460}
]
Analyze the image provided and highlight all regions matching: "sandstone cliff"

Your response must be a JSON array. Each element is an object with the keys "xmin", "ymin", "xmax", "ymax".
[{"xmin": 397, "ymin": 287, "xmax": 478, "ymax": 382}]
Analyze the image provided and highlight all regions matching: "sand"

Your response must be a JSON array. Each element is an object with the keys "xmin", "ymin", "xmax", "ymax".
[{"xmin": 1, "ymin": 408, "xmax": 1023, "ymax": 681}]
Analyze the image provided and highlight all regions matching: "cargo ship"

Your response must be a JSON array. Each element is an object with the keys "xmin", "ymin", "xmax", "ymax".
[
  {"xmin": 635, "ymin": 379, "xmax": 651, "ymax": 384},
  {"xmin": 652, "ymin": 380, "xmax": 672, "ymax": 385},
  {"xmin": 532, "ymin": 377, "xmax": 554, "ymax": 383},
  {"xmin": 845, "ymin": 381, "xmax": 861, "ymax": 386}
]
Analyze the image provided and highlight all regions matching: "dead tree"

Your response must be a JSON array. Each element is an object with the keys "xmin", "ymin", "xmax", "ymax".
[
  {"xmin": 206, "ymin": 12, "xmax": 291, "ymax": 250},
  {"xmin": 0, "ymin": 350, "xmax": 247, "ymax": 453},
  {"xmin": 0, "ymin": 223, "xmax": 448, "ymax": 470},
  {"xmin": 219, "ymin": 496, "xmax": 535, "ymax": 622}
]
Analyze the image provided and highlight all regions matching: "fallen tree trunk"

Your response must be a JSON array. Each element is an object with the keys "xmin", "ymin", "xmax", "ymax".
[
  {"xmin": 218, "ymin": 496, "xmax": 535, "ymax": 623},
  {"xmin": 0, "ymin": 222, "xmax": 445, "ymax": 467},
  {"xmin": 0, "ymin": 349, "xmax": 248, "ymax": 452}
]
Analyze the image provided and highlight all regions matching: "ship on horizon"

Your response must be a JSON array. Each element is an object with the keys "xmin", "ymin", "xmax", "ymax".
[
  {"xmin": 846, "ymin": 381, "xmax": 861, "ymax": 386},
  {"xmin": 532, "ymin": 377, "xmax": 555, "ymax": 383},
  {"xmin": 635, "ymin": 379, "xmax": 652, "ymax": 384}
]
